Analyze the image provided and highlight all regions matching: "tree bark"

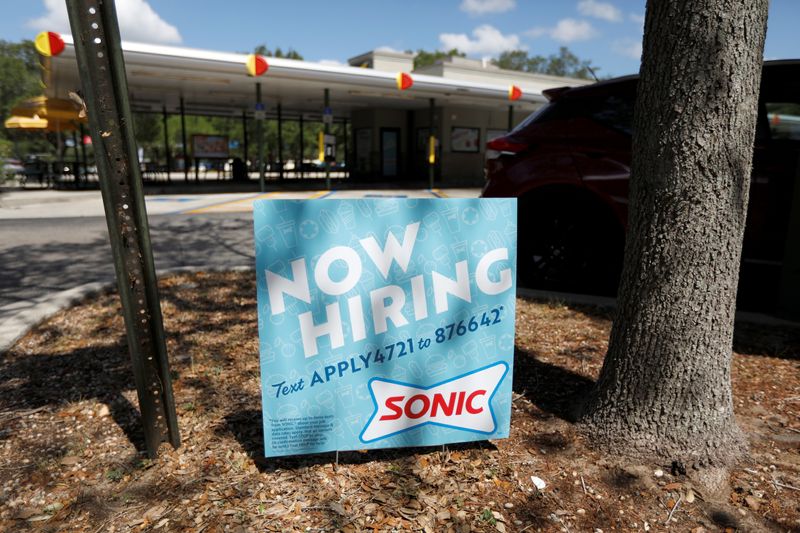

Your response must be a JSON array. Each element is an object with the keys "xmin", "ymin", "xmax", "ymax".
[{"xmin": 579, "ymin": 0, "xmax": 769, "ymax": 467}]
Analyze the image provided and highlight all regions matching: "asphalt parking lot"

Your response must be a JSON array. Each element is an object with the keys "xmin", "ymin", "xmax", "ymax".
[{"xmin": 0, "ymin": 187, "xmax": 481, "ymax": 347}]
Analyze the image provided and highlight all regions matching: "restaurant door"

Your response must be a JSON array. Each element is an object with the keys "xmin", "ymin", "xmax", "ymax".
[{"xmin": 381, "ymin": 128, "xmax": 400, "ymax": 178}]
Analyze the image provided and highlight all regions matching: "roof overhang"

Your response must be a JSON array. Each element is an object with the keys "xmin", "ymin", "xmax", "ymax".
[{"xmin": 47, "ymin": 37, "xmax": 548, "ymax": 117}]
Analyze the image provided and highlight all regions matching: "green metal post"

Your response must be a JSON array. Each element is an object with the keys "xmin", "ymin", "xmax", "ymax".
[
  {"xmin": 71, "ymin": 129, "xmax": 81, "ymax": 184},
  {"xmin": 66, "ymin": 0, "xmax": 180, "ymax": 458},
  {"xmin": 256, "ymin": 82, "xmax": 265, "ymax": 191},
  {"xmin": 277, "ymin": 103, "xmax": 283, "ymax": 180},
  {"xmin": 324, "ymin": 88, "xmax": 331, "ymax": 190},
  {"xmin": 79, "ymin": 122, "xmax": 88, "ymax": 185},
  {"xmin": 429, "ymin": 98, "xmax": 436, "ymax": 190},
  {"xmin": 242, "ymin": 110, "xmax": 248, "ymax": 169},
  {"xmin": 162, "ymin": 105, "xmax": 171, "ymax": 181},
  {"xmin": 180, "ymin": 97, "xmax": 188, "ymax": 181},
  {"xmin": 299, "ymin": 113, "xmax": 304, "ymax": 180},
  {"xmin": 343, "ymin": 118, "xmax": 349, "ymax": 177}
]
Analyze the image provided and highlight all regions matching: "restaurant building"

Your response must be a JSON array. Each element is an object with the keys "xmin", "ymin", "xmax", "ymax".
[{"xmin": 45, "ymin": 39, "xmax": 591, "ymax": 185}]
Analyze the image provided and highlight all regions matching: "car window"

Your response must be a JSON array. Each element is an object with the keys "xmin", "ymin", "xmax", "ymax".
[
  {"xmin": 766, "ymin": 102, "xmax": 800, "ymax": 141},
  {"xmin": 589, "ymin": 95, "xmax": 635, "ymax": 136},
  {"xmin": 510, "ymin": 103, "xmax": 554, "ymax": 134}
]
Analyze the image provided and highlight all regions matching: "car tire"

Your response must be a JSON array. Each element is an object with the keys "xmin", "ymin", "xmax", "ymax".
[{"xmin": 517, "ymin": 194, "xmax": 624, "ymax": 296}]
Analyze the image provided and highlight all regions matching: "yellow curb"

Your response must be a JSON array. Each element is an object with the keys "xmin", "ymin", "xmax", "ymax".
[{"xmin": 183, "ymin": 192, "xmax": 281, "ymax": 214}]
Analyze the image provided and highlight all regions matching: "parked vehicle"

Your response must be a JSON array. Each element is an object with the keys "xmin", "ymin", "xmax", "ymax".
[
  {"xmin": 22, "ymin": 154, "xmax": 56, "ymax": 187},
  {"xmin": 1, "ymin": 158, "xmax": 24, "ymax": 181},
  {"xmin": 482, "ymin": 60, "xmax": 800, "ymax": 310}
]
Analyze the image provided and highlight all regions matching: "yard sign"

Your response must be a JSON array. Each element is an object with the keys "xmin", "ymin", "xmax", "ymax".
[{"xmin": 254, "ymin": 198, "xmax": 517, "ymax": 457}]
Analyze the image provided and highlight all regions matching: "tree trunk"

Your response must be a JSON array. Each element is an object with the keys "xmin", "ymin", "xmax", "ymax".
[{"xmin": 579, "ymin": 0, "xmax": 769, "ymax": 467}]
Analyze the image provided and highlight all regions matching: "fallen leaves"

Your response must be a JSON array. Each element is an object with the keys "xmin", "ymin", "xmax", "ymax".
[{"xmin": 0, "ymin": 272, "xmax": 797, "ymax": 532}]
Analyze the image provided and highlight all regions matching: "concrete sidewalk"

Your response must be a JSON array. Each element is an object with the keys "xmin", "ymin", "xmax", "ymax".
[{"xmin": 0, "ymin": 188, "xmax": 481, "ymax": 219}]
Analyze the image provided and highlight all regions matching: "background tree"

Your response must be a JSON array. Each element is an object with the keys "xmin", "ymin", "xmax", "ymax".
[
  {"xmin": 412, "ymin": 49, "xmax": 465, "ymax": 70},
  {"xmin": 132, "ymin": 113, "xmax": 162, "ymax": 160},
  {"xmin": 492, "ymin": 47, "xmax": 597, "ymax": 80},
  {"xmin": 253, "ymin": 44, "xmax": 303, "ymax": 60},
  {"xmin": 0, "ymin": 40, "xmax": 51, "ymax": 160},
  {"xmin": 579, "ymin": 0, "xmax": 769, "ymax": 470}
]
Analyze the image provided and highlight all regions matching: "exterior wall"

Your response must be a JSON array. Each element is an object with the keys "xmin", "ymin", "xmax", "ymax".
[
  {"xmin": 437, "ymin": 105, "xmax": 539, "ymax": 184},
  {"xmin": 350, "ymin": 108, "xmax": 411, "ymax": 179},
  {"xmin": 351, "ymin": 104, "xmax": 539, "ymax": 184},
  {"xmin": 414, "ymin": 56, "xmax": 593, "ymax": 97},
  {"xmin": 348, "ymin": 51, "xmax": 415, "ymax": 72}
]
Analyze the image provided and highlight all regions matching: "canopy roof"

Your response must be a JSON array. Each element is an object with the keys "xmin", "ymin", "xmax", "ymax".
[{"xmin": 47, "ymin": 37, "xmax": 555, "ymax": 118}]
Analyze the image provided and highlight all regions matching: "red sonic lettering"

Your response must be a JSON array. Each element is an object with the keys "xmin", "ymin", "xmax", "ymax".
[
  {"xmin": 379, "ymin": 390, "xmax": 487, "ymax": 421},
  {"xmin": 360, "ymin": 362, "xmax": 507, "ymax": 442}
]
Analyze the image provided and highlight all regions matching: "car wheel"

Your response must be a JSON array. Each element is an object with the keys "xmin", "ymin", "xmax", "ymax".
[{"xmin": 517, "ymin": 196, "xmax": 624, "ymax": 296}]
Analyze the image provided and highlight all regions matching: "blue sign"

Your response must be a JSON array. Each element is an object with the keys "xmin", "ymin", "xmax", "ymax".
[{"xmin": 254, "ymin": 198, "xmax": 517, "ymax": 457}]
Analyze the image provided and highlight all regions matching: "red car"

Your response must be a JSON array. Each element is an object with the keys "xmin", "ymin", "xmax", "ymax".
[{"xmin": 482, "ymin": 60, "xmax": 800, "ymax": 310}]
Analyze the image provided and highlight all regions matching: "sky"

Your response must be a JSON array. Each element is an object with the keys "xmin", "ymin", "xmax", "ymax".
[{"xmin": 1, "ymin": 0, "xmax": 798, "ymax": 77}]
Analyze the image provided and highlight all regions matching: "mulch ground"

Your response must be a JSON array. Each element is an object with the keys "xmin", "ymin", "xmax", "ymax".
[{"xmin": 1, "ymin": 271, "xmax": 798, "ymax": 532}]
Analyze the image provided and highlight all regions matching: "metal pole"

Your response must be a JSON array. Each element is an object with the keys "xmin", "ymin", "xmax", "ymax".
[
  {"xmin": 299, "ymin": 113, "xmax": 304, "ymax": 180},
  {"xmin": 162, "ymin": 105, "xmax": 171, "ymax": 182},
  {"xmin": 55, "ymin": 126, "xmax": 62, "ymax": 187},
  {"xmin": 180, "ymin": 97, "xmax": 188, "ymax": 182},
  {"xmin": 277, "ymin": 103, "xmax": 283, "ymax": 180},
  {"xmin": 343, "ymin": 118, "xmax": 349, "ymax": 179},
  {"xmin": 256, "ymin": 82, "xmax": 265, "ymax": 191},
  {"xmin": 71, "ymin": 129, "xmax": 81, "ymax": 185},
  {"xmin": 79, "ymin": 122, "xmax": 88, "ymax": 185},
  {"xmin": 66, "ymin": 0, "xmax": 179, "ymax": 458},
  {"xmin": 429, "ymin": 98, "xmax": 435, "ymax": 190},
  {"xmin": 324, "ymin": 88, "xmax": 331, "ymax": 190},
  {"xmin": 508, "ymin": 105, "xmax": 513, "ymax": 132},
  {"xmin": 242, "ymin": 110, "xmax": 248, "ymax": 171}
]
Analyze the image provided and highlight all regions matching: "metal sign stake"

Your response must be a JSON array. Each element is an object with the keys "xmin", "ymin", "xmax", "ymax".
[
  {"xmin": 66, "ymin": 0, "xmax": 180, "ymax": 458},
  {"xmin": 324, "ymin": 88, "xmax": 331, "ymax": 190}
]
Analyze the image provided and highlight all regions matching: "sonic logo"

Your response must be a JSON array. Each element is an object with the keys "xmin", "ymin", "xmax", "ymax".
[
  {"xmin": 360, "ymin": 362, "xmax": 508, "ymax": 442},
  {"xmin": 380, "ymin": 390, "xmax": 486, "ymax": 420}
]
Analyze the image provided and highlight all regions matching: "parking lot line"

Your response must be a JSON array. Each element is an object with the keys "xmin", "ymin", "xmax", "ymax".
[
  {"xmin": 180, "ymin": 193, "xmax": 268, "ymax": 214},
  {"xmin": 182, "ymin": 190, "xmax": 326, "ymax": 214}
]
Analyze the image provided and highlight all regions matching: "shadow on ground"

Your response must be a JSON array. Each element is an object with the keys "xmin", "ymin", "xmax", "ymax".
[
  {"xmin": 512, "ymin": 345, "xmax": 595, "ymax": 422},
  {"xmin": 0, "ymin": 213, "xmax": 254, "ymax": 312},
  {"xmin": 0, "ymin": 339, "xmax": 147, "ymax": 453}
]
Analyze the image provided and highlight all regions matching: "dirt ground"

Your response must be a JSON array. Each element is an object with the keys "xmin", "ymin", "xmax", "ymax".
[{"xmin": 0, "ymin": 271, "xmax": 798, "ymax": 532}]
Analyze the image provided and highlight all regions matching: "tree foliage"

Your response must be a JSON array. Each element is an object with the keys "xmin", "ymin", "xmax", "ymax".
[
  {"xmin": 253, "ymin": 44, "xmax": 303, "ymax": 60},
  {"xmin": 148, "ymin": 112, "xmax": 347, "ymax": 167},
  {"xmin": 0, "ymin": 40, "xmax": 55, "ymax": 160},
  {"xmin": 492, "ymin": 47, "xmax": 598, "ymax": 80},
  {"xmin": 0, "ymin": 40, "xmax": 40, "ymax": 121},
  {"xmin": 412, "ymin": 49, "xmax": 465, "ymax": 70}
]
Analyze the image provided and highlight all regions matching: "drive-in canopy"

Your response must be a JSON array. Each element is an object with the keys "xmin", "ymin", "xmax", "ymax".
[{"xmin": 46, "ymin": 37, "xmax": 549, "ymax": 117}]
